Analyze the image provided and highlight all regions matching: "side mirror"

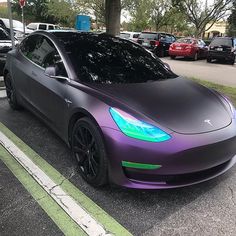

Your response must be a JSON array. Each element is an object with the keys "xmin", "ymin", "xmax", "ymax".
[
  {"xmin": 44, "ymin": 66, "xmax": 69, "ymax": 82},
  {"xmin": 45, "ymin": 66, "xmax": 57, "ymax": 77}
]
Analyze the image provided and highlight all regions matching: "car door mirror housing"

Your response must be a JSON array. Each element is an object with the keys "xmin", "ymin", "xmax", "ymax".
[
  {"xmin": 45, "ymin": 66, "xmax": 57, "ymax": 77},
  {"xmin": 45, "ymin": 66, "xmax": 69, "ymax": 82}
]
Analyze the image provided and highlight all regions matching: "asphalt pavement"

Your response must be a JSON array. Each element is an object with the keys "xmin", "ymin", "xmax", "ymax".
[
  {"xmin": 162, "ymin": 58, "xmax": 236, "ymax": 88},
  {"xmin": 0, "ymin": 97, "xmax": 235, "ymax": 236}
]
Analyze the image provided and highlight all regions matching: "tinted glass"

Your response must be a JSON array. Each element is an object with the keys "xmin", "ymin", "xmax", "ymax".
[
  {"xmin": 48, "ymin": 25, "xmax": 54, "ymax": 30},
  {"xmin": 39, "ymin": 24, "xmax": 47, "ymax": 30},
  {"xmin": 133, "ymin": 34, "xmax": 140, "ymax": 38},
  {"xmin": 211, "ymin": 38, "xmax": 232, "ymax": 47},
  {"xmin": 139, "ymin": 33, "xmax": 158, "ymax": 40},
  {"xmin": 20, "ymin": 35, "xmax": 67, "ymax": 76},
  {"xmin": 0, "ymin": 29, "xmax": 10, "ymax": 40},
  {"xmin": 54, "ymin": 32, "xmax": 176, "ymax": 84}
]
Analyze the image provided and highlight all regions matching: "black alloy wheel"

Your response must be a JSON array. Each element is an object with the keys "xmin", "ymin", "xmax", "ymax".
[
  {"xmin": 71, "ymin": 117, "xmax": 108, "ymax": 187},
  {"xmin": 4, "ymin": 73, "xmax": 21, "ymax": 110}
]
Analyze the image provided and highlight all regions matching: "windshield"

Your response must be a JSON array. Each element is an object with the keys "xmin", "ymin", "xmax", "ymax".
[
  {"xmin": 119, "ymin": 33, "xmax": 130, "ymax": 39},
  {"xmin": 53, "ymin": 32, "xmax": 177, "ymax": 84},
  {"xmin": 176, "ymin": 38, "xmax": 194, "ymax": 44},
  {"xmin": 210, "ymin": 38, "xmax": 232, "ymax": 47},
  {"xmin": 138, "ymin": 33, "xmax": 158, "ymax": 40}
]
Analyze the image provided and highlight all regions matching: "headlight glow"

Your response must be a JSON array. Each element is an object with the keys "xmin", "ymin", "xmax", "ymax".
[{"xmin": 109, "ymin": 107, "xmax": 171, "ymax": 142}]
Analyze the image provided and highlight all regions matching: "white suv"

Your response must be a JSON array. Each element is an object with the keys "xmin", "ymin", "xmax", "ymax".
[{"xmin": 27, "ymin": 23, "xmax": 60, "ymax": 31}]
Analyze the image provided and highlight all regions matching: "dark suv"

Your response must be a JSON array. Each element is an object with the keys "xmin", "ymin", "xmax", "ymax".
[
  {"xmin": 137, "ymin": 32, "xmax": 176, "ymax": 57},
  {"xmin": 207, "ymin": 37, "xmax": 236, "ymax": 65}
]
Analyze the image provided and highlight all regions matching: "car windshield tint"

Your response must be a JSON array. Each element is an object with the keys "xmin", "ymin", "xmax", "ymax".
[
  {"xmin": 139, "ymin": 33, "xmax": 157, "ymax": 40},
  {"xmin": 211, "ymin": 38, "xmax": 232, "ymax": 47},
  {"xmin": 177, "ymin": 38, "xmax": 194, "ymax": 44},
  {"xmin": 0, "ymin": 29, "xmax": 10, "ymax": 40},
  {"xmin": 54, "ymin": 32, "xmax": 177, "ymax": 84}
]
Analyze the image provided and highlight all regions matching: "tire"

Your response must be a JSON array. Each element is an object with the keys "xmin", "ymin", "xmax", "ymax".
[
  {"xmin": 193, "ymin": 52, "xmax": 198, "ymax": 61},
  {"xmin": 207, "ymin": 57, "xmax": 212, "ymax": 63},
  {"xmin": 170, "ymin": 55, "xmax": 176, "ymax": 59},
  {"xmin": 157, "ymin": 48, "xmax": 165, "ymax": 57},
  {"xmin": 230, "ymin": 56, "xmax": 235, "ymax": 65},
  {"xmin": 71, "ymin": 117, "xmax": 108, "ymax": 187},
  {"xmin": 4, "ymin": 73, "xmax": 21, "ymax": 110}
]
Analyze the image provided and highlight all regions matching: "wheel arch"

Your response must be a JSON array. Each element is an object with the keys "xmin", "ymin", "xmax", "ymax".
[{"xmin": 68, "ymin": 108, "xmax": 103, "ymax": 147}]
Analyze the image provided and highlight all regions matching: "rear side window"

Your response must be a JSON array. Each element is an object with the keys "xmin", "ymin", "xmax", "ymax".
[
  {"xmin": 48, "ymin": 25, "xmax": 54, "ymax": 30},
  {"xmin": 38, "ymin": 24, "xmax": 47, "ymax": 30},
  {"xmin": 211, "ymin": 38, "xmax": 232, "ymax": 47}
]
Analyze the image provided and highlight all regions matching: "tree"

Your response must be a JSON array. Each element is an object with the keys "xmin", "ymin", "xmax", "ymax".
[
  {"xmin": 149, "ymin": 0, "xmax": 172, "ymax": 31},
  {"xmin": 227, "ymin": 0, "xmax": 236, "ymax": 36},
  {"xmin": 105, "ymin": 0, "xmax": 121, "ymax": 35},
  {"xmin": 76, "ymin": 0, "xmax": 106, "ymax": 26},
  {"xmin": 174, "ymin": 0, "xmax": 232, "ymax": 37},
  {"xmin": 47, "ymin": 0, "xmax": 76, "ymax": 27},
  {"xmin": 11, "ymin": 0, "xmax": 53, "ymax": 23}
]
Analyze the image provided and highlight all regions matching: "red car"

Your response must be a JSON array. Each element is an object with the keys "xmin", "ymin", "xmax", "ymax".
[{"xmin": 169, "ymin": 38, "xmax": 208, "ymax": 60}]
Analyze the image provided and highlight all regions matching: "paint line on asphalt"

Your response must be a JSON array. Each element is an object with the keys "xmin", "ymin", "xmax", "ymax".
[
  {"xmin": 0, "ymin": 130, "xmax": 111, "ymax": 236},
  {"xmin": 0, "ymin": 122, "xmax": 132, "ymax": 236},
  {"xmin": 0, "ymin": 146, "xmax": 87, "ymax": 236}
]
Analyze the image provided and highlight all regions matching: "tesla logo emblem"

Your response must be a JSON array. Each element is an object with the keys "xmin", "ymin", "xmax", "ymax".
[{"xmin": 204, "ymin": 119, "xmax": 213, "ymax": 126}]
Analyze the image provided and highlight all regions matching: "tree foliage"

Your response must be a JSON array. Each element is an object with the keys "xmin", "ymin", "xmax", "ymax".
[
  {"xmin": 227, "ymin": 0, "xmax": 236, "ymax": 36},
  {"xmin": 173, "ymin": 0, "xmax": 232, "ymax": 36}
]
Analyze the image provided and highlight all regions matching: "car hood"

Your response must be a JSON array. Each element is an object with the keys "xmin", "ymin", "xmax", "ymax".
[
  {"xmin": 14, "ymin": 27, "xmax": 33, "ymax": 34},
  {"xmin": 92, "ymin": 77, "xmax": 231, "ymax": 134}
]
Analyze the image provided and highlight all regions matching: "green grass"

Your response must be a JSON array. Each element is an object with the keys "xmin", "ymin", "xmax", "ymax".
[{"xmin": 189, "ymin": 78, "xmax": 236, "ymax": 106}]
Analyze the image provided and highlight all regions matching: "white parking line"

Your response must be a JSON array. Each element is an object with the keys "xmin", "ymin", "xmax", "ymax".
[{"xmin": 0, "ymin": 130, "xmax": 111, "ymax": 236}]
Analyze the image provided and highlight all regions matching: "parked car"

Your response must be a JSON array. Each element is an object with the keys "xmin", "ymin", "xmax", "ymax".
[
  {"xmin": 137, "ymin": 32, "xmax": 176, "ymax": 57},
  {"xmin": 207, "ymin": 37, "xmax": 236, "ymax": 65},
  {"xmin": 0, "ymin": 27, "xmax": 18, "ymax": 75},
  {"xmin": 169, "ymin": 38, "xmax": 208, "ymax": 60},
  {"xmin": 3, "ymin": 31, "xmax": 236, "ymax": 189},
  {"xmin": 27, "ymin": 22, "xmax": 60, "ymax": 31},
  {"xmin": 0, "ymin": 18, "xmax": 33, "ymax": 40},
  {"xmin": 119, "ymin": 31, "xmax": 140, "ymax": 42}
]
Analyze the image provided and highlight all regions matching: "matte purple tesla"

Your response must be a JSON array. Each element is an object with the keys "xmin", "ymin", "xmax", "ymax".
[{"xmin": 3, "ymin": 31, "xmax": 236, "ymax": 189}]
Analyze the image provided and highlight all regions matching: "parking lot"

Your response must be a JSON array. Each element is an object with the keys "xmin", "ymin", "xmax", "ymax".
[
  {"xmin": 162, "ymin": 58, "xmax": 236, "ymax": 88},
  {"xmin": 0, "ymin": 55, "xmax": 236, "ymax": 235}
]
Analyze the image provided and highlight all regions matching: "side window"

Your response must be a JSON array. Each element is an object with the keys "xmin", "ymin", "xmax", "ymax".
[
  {"xmin": 133, "ymin": 34, "xmax": 139, "ymax": 39},
  {"xmin": 48, "ymin": 25, "xmax": 54, "ymax": 30},
  {"xmin": 38, "ymin": 24, "xmax": 47, "ymax": 30},
  {"xmin": 20, "ymin": 35, "xmax": 67, "ymax": 77},
  {"xmin": 234, "ymin": 39, "xmax": 236, "ymax": 47}
]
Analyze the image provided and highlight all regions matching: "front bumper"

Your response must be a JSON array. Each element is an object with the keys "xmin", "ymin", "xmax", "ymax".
[{"xmin": 102, "ymin": 120, "xmax": 236, "ymax": 189}]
